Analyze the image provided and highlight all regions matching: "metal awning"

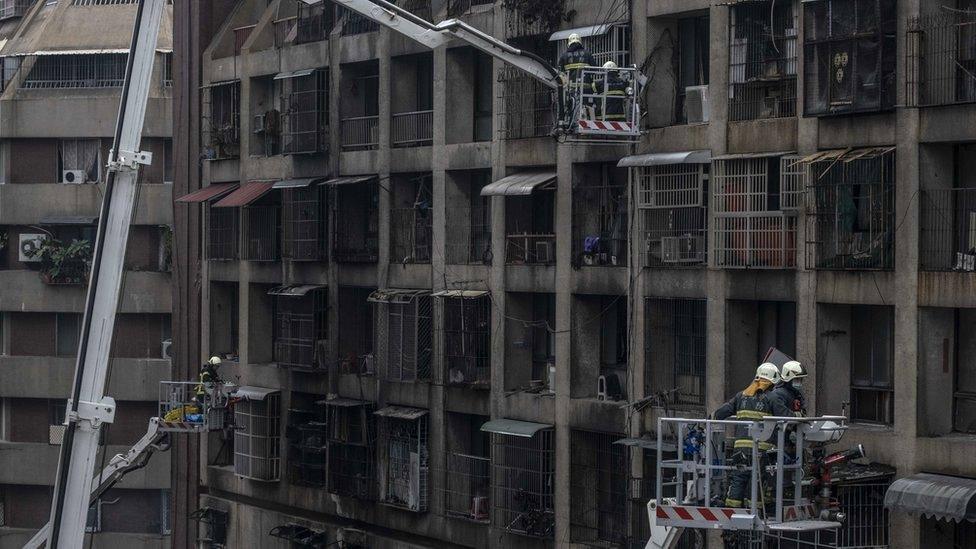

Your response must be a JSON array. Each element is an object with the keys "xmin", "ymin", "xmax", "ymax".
[
  {"xmin": 272, "ymin": 177, "xmax": 326, "ymax": 189},
  {"xmin": 373, "ymin": 406, "xmax": 428, "ymax": 420},
  {"xmin": 322, "ymin": 175, "xmax": 377, "ymax": 186},
  {"xmin": 39, "ymin": 215, "xmax": 98, "ymax": 225},
  {"xmin": 796, "ymin": 146, "xmax": 896, "ymax": 164},
  {"xmin": 234, "ymin": 386, "xmax": 279, "ymax": 401},
  {"xmin": 480, "ymin": 171, "xmax": 557, "ymax": 197},
  {"xmin": 268, "ymin": 284, "xmax": 326, "ymax": 297},
  {"xmin": 481, "ymin": 419, "xmax": 553, "ymax": 438},
  {"xmin": 201, "ymin": 79, "xmax": 240, "ymax": 88},
  {"xmin": 273, "ymin": 69, "xmax": 315, "ymax": 80},
  {"xmin": 367, "ymin": 288, "xmax": 429, "ymax": 303},
  {"xmin": 213, "ymin": 180, "xmax": 277, "ymax": 208},
  {"xmin": 549, "ymin": 23, "xmax": 622, "ymax": 42},
  {"xmin": 19, "ymin": 48, "xmax": 171, "ymax": 56},
  {"xmin": 431, "ymin": 290, "xmax": 490, "ymax": 298},
  {"xmin": 175, "ymin": 183, "xmax": 239, "ymax": 203},
  {"xmin": 618, "ymin": 150, "xmax": 712, "ymax": 168},
  {"xmin": 613, "ymin": 436, "xmax": 678, "ymax": 453},
  {"xmin": 317, "ymin": 397, "xmax": 368, "ymax": 407},
  {"xmin": 885, "ymin": 473, "xmax": 976, "ymax": 522},
  {"xmin": 711, "ymin": 150, "xmax": 794, "ymax": 161}
]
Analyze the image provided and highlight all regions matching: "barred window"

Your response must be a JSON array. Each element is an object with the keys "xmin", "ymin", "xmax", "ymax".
[
  {"xmin": 324, "ymin": 399, "xmax": 376, "ymax": 500},
  {"xmin": 371, "ymin": 290, "xmax": 433, "ymax": 382},
  {"xmin": 204, "ymin": 81, "xmax": 241, "ymax": 160},
  {"xmin": 728, "ymin": 1, "xmax": 798, "ymax": 121},
  {"xmin": 569, "ymin": 431, "xmax": 628, "ymax": 545},
  {"xmin": 637, "ymin": 163, "xmax": 708, "ymax": 267},
  {"xmin": 273, "ymin": 287, "xmax": 327, "ymax": 370},
  {"xmin": 377, "ymin": 408, "xmax": 429, "ymax": 512},
  {"xmin": 22, "ymin": 54, "xmax": 127, "ymax": 89},
  {"xmin": 645, "ymin": 298, "xmax": 706, "ymax": 408}
]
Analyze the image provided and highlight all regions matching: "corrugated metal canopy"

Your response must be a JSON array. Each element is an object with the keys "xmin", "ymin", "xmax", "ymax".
[
  {"xmin": 39, "ymin": 215, "xmax": 98, "ymax": 225},
  {"xmin": 268, "ymin": 284, "xmax": 326, "ymax": 297},
  {"xmin": 317, "ymin": 397, "xmax": 369, "ymax": 407},
  {"xmin": 175, "ymin": 183, "xmax": 239, "ymax": 203},
  {"xmin": 367, "ymin": 288, "xmax": 430, "ymax": 303},
  {"xmin": 797, "ymin": 146, "xmax": 896, "ymax": 164},
  {"xmin": 272, "ymin": 177, "xmax": 325, "ymax": 189},
  {"xmin": 613, "ymin": 436, "xmax": 678, "ymax": 452},
  {"xmin": 618, "ymin": 150, "xmax": 712, "ymax": 168},
  {"xmin": 323, "ymin": 175, "xmax": 377, "ymax": 186},
  {"xmin": 431, "ymin": 290, "xmax": 490, "ymax": 298},
  {"xmin": 885, "ymin": 473, "xmax": 976, "ymax": 522},
  {"xmin": 549, "ymin": 23, "xmax": 621, "ymax": 41},
  {"xmin": 235, "ymin": 386, "xmax": 279, "ymax": 401},
  {"xmin": 273, "ymin": 69, "xmax": 315, "ymax": 80},
  {"xmin": 481, "ymin": 419, "xmax": 552, "ymax": 437},
  {"xmin": 480, "ymin": 171, "xmax": 557, "ymax": 197},
  {"xmin": 711, "ymin": 151, "xmax": 794, "ymax": 161},
  {"xmin": 213, "ymin": 181, "xmax": 277, "ymax": 208},
  {"xmin": 373, "ymin": 406, "xmax": 428, "ymax": 420},
  {"xmin": 201, "ymin": 79, "xmax": 240, "ymax": 88}
]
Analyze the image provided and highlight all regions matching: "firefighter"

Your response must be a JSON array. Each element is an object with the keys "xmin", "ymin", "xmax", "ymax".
[
  {"xmin": 557, "ymin": 33, "xmax": 596, "ymax": 121},
  {"xmin": 771, "ymin": 360, "xmax": 808, "ymax": 416},
  {"xmin": 194, "ymin": 356, "xmax": 223, "ymax": 403},
  {"xmin": 713, "ymin": 362, "xmax": 792, "ymax": 508},
  {"xmin": 596, "ymin": 61, "xmax": 630, "ymax": 122}
]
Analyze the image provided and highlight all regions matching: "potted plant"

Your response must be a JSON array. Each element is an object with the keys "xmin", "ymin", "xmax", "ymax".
[{"xmin": 27, "ymin": 238, "xmax": 93, "ymax": 285}]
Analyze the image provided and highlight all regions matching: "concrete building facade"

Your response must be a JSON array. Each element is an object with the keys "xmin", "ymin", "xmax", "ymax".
[
  {"xmin": 0, "ymin": 0, "xmax": 175, "ymax": 546},
  {"xmin": 172, "ymin": 0, "xmax": 976, "ymax": 547}
]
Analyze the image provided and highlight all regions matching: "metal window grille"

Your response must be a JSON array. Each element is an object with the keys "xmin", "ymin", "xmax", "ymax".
[
  {"xmin": 392, "ymin": 110, "xmax": 434, "ymax": 147},
  {"xmin": 443, "ymin": 295, "xmax": 491, "ymax": 387},
  {"xmin": 282, "ymin": 185, "xmax": 328, "ymax": 261},
  {"xmin": 638, "ymin": 164, "xmax": 708, "ymax": 267},
  {"xmin": 645, "ymin": 298, "xmax": 707, "ymax": 408},
  {"xmin": 338, "ymin": 287, "xmax": 375, "ymax": 374},
  {"xmin": 339, "ymin": 5, "xmax": 380, "ymax": 35},
  {"xmin": 569, "ymin": 431, "xmax": 629, "ymax": 545},
  {"xmin": 506, "ymin": 192, "xmax": 556, "ymax": 265},
  {"xmin": 295, "ymin": 1, "xmax": 334, "ymax": 44},
  {"xmin": 491, "ymin": 429, "xmax": 555, "ymax": 538},
  {"xmin": 274, "ymin": 17, "xmax": 298, "ymax": 47},
  {"xmin": 907, "ymin": 9, "xmax": 976, "ymax": 107},
  {"xmin": 447, "ymin": 0, "xmax": 494, "ymax": 17},
  {"xmin": 0, "ymin": 0, "xmax": 31, "ymax": 19},
  {"xmin": 282, "ymin": 70, "xmax": 329, "ymax": 155},
  {"xmin": 728, "ymin": 1, "xmax": 798, "ymax": 121},
  {"xmin": 573, "ymin": 172, "xmax": 628, "ymax": 267},
  {"xmin": 834, "ymin": 480, "xmax": 891, "ymax": 548},
  {"xmin": 443, "ymin": 451, "xmax": 491, "ymax": 522},
  {"xmin": 204, "ymin": 81, "xmax": 241, "ymax": 159},
  {"xmin": 850, "ymin": 305, "xmax": 894, "ymax": 425},
  {"xmin": 553, "ymin": 24, "xmax": 631, "ymax": 68},
  {"xmin": 22, "ymin": 53, "xmax": 127, "ymax": 89},
  {"xmin": 73, "ymin": 0, "xmax": 141, "ymax": 4},
  {"xmin": 378, "ymin": 414, "xmax": 430, "ymax": 511},
  {"xmin": 287, "ymin": 408, "xmax": 328, "ymax": 488},
  {"xmin": 162, "ymin": 52, "xmax": 173, "ymax": 87},
  {"xmin": 446, "ymin": 175, "xmax": 492, "ymax": 264},
  {"xmin": 920, "ymin": 187, "xmax": 976, "ymax": 272},
  {"xmin": 325, "ymin": 401, "xmax": 376, "ymax": 500},
  {"xmin": 376, "ymin": 293, "xmax": 433, "ymax": 382},
  {"xmin": 207, "ymin": 205, "xmax": 239, "ymax": 260},
  {"xmin": 806, "ymin": 150, "xmax": 895, "ymax": 270},
  {"xmin": 391, "ymin": 176, "xmax": 433, "ymax": 263},
  {"xmin": 713, "ymin": 157, "xmax": 798, "ymax": 269},
  {"xmin": 189, "ymin": 507, "xmax": 228, "ymax": 547},
  {"xmin": 331, "ymin": 183, "xmax": 379, "ymax": 263},
  {"xmin": 804, "ymin": 0, "xmax": 897, "ymax": 116},
  {"xmin": 274, "ymin": 290, "xmax": 328, "ymax": 370},
  {"xmin": 234, "ymin": 394, "xmax": 282, "ymax": 481},
  {"xmin": 498, "ymin": 65, "xmax": 556, "ymax": 139},
  {"xmin": 242, "ymin": 205, "xmax": 280, "ymax": 261},
  {"xmin": 341, "ymin": 115, "xmax": 379, "ymax": 151},
  {"xmin": 233, "ymin": 25, "xmax": 255, "ymax": 55}
]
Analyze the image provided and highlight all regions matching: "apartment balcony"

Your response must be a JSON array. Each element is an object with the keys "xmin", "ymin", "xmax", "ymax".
[
  {"xmin": 0, "ymin": 441, "xmax": 170, "ymax": 488},
  {"xmin": 921, "ymin": 188, "xmax": 976, "ymax": 272},
  {"xmin": 341, "ymin": 115, "xmax": 379, "ymax": 151},
  {"xmin": 0, "ymin": 270, "xmax": 171, "ymax": 314},
  {"xmin": 506, "ymin": 233, "xmax": 556, "ymax": 265},
  {"xmin": 392, "ymin": 110, "xmax": 433, "ymax": 147},
  {"xmin": 713, "ymin": 212, "xmax": 798, "ymax": 269},
  {"xmin": 0, "ymin": 183, "xmax": 172, "ymax": 226},
  {"xmin": 0, "ymin": 356, "xmax": 170, "ymax": 400}
]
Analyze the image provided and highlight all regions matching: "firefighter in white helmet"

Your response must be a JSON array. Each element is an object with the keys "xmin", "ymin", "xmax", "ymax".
[
  {"xmin": 194, "ymin": 356, "xmax": 223, "ymax": 402},
  {"xmin": 771, "ymin": 360, "xmax": 808, "ymax": 416},
  {"xmin": 596, "ymin": 60, "xmax": 630, "ymax": 122},
  {"xmin": 557, "ymin": 33, "xmax": 597, "ymax": 122}
]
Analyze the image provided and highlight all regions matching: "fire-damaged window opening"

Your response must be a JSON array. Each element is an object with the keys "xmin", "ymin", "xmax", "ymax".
[
  {"xmin": 485, "ymin": 421, "xmax": 555, "ymax": 539},
  {"xmin": 281, "ymin": 182, "xmax": 328, "ymax": 262},
  {"xmin": 441, "ymin": 412, "xmax": 490, "ymax": 522},
  {"xmin": 376, "ymin": 407, "xmax": 430, "ymax": 512},
  {"xmin": 188, "ymin": 507, "xmax": 228, "ymax": 547},
  {"xmin": 728, "ymin": 0, "xmax": 798, "ymax": 121},
  {"xmin": 675, "ymin": 15, "xmax": 710, "ymax": 125},
  {"xmin": 392, "ymin": 54, "xmax": 434, "ymax": 148},
  {"xmin": 233, "ymin": 389, "xmax": 282, "ymax": 482},
  {"xmin": 204, "ymin": 81, "xmax": 241, "ymax": 160},
  {"xmin": 207, "ymin": 204, "xmax": 239, "ymax": 260},
  {"xmin": 331, "ymin": 179, "xmax": 379, "ymax": 263},
  {"xmin": 338, "ymin": 287, "xmax": 375, "ymax": 375},
  {"xmin": 295, "ymin": 0, "xmax": 336, "ymax": 44},
  {"xmin": 324, "ymin": 399, "xmax": 376, "ymax": 500},
  {"xmin": 502, "ymin": 179, "xmax": 556, "ymax": 265},
  {"xmin": 851, "ymin": 305, "xmax": 894, "ymax": 425},
  {"xmin": 286, "ymin": 394, "xmax": 327, "ymax": 488},
  {"xmin": 920, "ymin": 145, "xmax": 976, "ymax": 272},
  {"xmin": 804, "ymin": 0, "xmax": 897, "ymax": 116},
  {"xmin": 441, "ymin": 291, "xmax": 491, "ymax": 388},
  {"xmin": 645, "ymin": 298, "xmax": 706, "ymax": 409},
  {"xmin": 638, "ymin": 163, "xmax": 709, "ymax": 268},
  {"xmin": 712, "ymin": 155, "xmax": 802, "ymax": 269},
  {"xmin": 251, "ymin": 75, "xmax": 281, "ymax": 157},
  {"xmin": 269, "ymin": 523, "xmax": 328, "ymax": 547},
  {"xmin": 371, "ymin": 289, "xmax": 433, "ymax": 382},
  {"xmin": 241, "ymin": 191, "xmax": 281, "ymax": 262},
  {"xmin": 272, "ymin": 286, "xmax": 328, "ymax": 371},
  {"xmin": 445, "ymin": 171, "xmax": 492, "ymax": 265},
  {"xmin": 806, "ymin": 148, "xmax": 895, "ymax": 270},
  {"xmin": 21, "ymin": 53, "xmax": 127, "ymax": 89},
  {"xmin": 572, "ymin": 164, "xmax": 628, "ymax": 267},
  {"xmin": 907, "ymin": 2, "xmax": 976, "ymax": 108},
  {"xmin": 281, "ymin": 69, "xmax": 328, "ymax": 155},
  {"xmin": 569, "ymin": 430, "xmax": 629, "ymax": 546},
  {"xmin": 499, "ymin": 35, "xmax": 556, "ymax": 139},
  {"xmin": 391, "ymin": 174, "xmax": 434, "ymax": 264}
]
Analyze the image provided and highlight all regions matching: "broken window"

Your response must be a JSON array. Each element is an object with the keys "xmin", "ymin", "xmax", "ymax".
[
  {"xmin": 233, "ymin": 390, "xmax": 282, "ymax": 481},
  {"xmin": 645, "ymin": 298, "xmax": 706, "ymax": 408},
  {"xmin": 377, "ymin": 407, "xmax": 429, "ymax": 512},
  {"xmin": 638, "ymin": 162, "xmax": 709, "ymax": 267},
  {"xmin": 390, "ymin": 174, "xmax": 433, "ymax": 264},
  {"xmin": 726, "ymin": 301, "xmax": 797, "ymax": 395},
  {"xmin": 728, "ymin": 1, "xmax": 798, "ymax": 121},
  {"xmin": 569, "ymin": 431, "xmax": 628, "ymax": 546},
  {"xmin": 572, "ymin": 163, "xmax": 628, "ymax": 267},
  {"xmin": 325, "ymin": 399, "xmax": 376, "ymax": 500},
  {"xmin": 487, "ymin": 422, "xmax": 555, "ymax": 538},
  {"xmin": 675, "ymin": 15, "xmax": 710, "ymax": 125},
  {"xmin": 189, "ymin": 507, "xmax": 228, "ymax": 547},
  {"xmin": 371, "ymin": 290, "xmax": 433, "ymax": 382},
  {"xmin": 850, "ymin": 306, "xmax": 894, "ymax": 425},
  {"xmin": 331, "ymin": 178, "xmax": 379, "ymax": 263},
  {"xmin": 207, "ymin": 204, "xmax": 239, "ymax": 260},
  {"xmin": 286, "ymin": 396, "xmax": 327, "ymax": 487},
  {"xmin": 22, "ymin": 53, "xmax": 127, "ymax": 89},
  {"xmin": 804, "ymin": 0, "xmax": 897, "ymax": 115},
  {"xmin": 272, "ymin": 286, "xmax": 327, "ymax": 370},
  {"xmin": 281, "ymin": 182, "xmax": 328, "ymax": 261},
  {"xmin": 441, "ymin": 292, "xmax": 491, "ymax": 387},
  {"xmin": 281, "ymin": 69, "xmax": 328, "ymax": 155},
  {"xmin": 295, "ymin": 0, "xmax": 335, "ymax": 44},
  {"xmin": 442, "ymin": 413, "xmax": 491, "ymax": 522},
  {"xmin": 204, "ymin": 81, "xmax": 241, "ymax": 160},
  {"xmin": 806, "ymin": 148, "xmax": 895, "ymax": 270}
]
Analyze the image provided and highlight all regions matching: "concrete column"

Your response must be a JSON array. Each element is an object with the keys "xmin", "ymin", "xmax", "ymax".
[
  {"xmin": 376, "ymin": 28, "xmax": 393, "ymax": 289},
  {"xmin": 553, "ymin": 143, "xmax": 574, "ymax": 546}
]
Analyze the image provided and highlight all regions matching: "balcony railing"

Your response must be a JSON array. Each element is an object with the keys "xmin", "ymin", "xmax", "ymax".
[
  {"xmin": 242, "ymin": 206, "xmax": 280, "ymax": 261},
  {"xmin": 447, "ymin": 0, "xmax": 494, "ymax": 17},
  {"xmin": 713, "ymin": 212, "xmax": 797, "ymax": 269},
  {"xmin": 233, "ymin": 25, "xmax": 256, "ymax": 55},
  {"xmin": 0, "ymin": 0, "xmax": 31, "ymax": 20},
  {"xmin": 921, "ymin": 188, "xmax": 976, "ymax": 272},
  {"xmin": 572, "ymin": 211, "xmax": 628, "ymax": 267},
  {"xmin": 499, "ymin": 67, "xmax": 555, "ymax": 139},
  {"xmin": 341, "ymin": 116, "xmax": 379, "ymax": 151},
  {"xmin": 341, "ymin": 8, "xmax": 380, "ymax": 36},
  {"xmin": 506, "ymin": 233, "xmax": 556, "ymax": 265},
  {"xmin": 392, "ymin": 110, "xmax": 433, "ymax": 147},
  {"xmin": 390, "ymin": 207, "xmax": 433, "ymax": 263},
  {"xmin": 443, "ymin": 453, "xmax": 491, "ymax": 522},
  {"xmin": 907, "ymin": 12, "xmax": 976, "ymax": 107},
  {"xmin": 274, "ymin": 17, "xmax": 298, "ymax": 47}
]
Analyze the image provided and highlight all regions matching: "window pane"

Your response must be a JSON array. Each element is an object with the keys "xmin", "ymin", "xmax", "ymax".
[{"xmin": 56, "ymin": 314, "xmax": 81, "ymax": 357}]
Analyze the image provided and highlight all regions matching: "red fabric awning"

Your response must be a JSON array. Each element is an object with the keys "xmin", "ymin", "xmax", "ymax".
[
  {"xmin": 175, "ymin": 183, "xmax": 239, "ymax": 203},
  {"xmin": 213, "ymin": 180, "xmax": 277, "ymax": 208}
]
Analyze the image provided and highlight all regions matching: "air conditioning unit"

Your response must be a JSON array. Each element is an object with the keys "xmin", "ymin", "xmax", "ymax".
[
  {"xmin": 161, "ymin": 338, "xmax": 173, "ymax": 360},
  {"xmin": 62, "ymin": 169, "xmax": 87, "ymax": 184},
  {"xmin": 19, "ymin": 233, "xmax": 48, "ymax": 262},
  {"xmin": 662, "ymin": 235, "xmax": 704, "ymax": 264},
  {"xmin": 685, "ymin": 85, "xmax": 710, "ymax": 124}
]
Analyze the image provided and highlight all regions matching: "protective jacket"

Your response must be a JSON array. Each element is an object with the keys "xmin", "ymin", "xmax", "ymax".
[
  {"xmin": 597, "ymin": 70, "xmax": 629, "ymax": 120},
  {"xmin": 557, "ymin": 42, "xmax": 596, "ymax": 87},
  {"xmin": 770, "ymin": 381, "xmax": 806, "ymax": 416},
  {"xmin": 714, "ymin": 381, "xmax": 791, "ymax": 450}
]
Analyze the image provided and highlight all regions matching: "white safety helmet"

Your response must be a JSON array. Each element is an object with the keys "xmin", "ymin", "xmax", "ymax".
[
  {"xmin": 208, "ymin": 356, "xmax": 222, "ymax": 367},
  {"xmin": 755, "ymin": 362, "xmax": 780, "ymax": 384},
  {"xmin": 568, "ymin": 33, "xmax": 582, "ymax": 46},
  {"xmin": 603, "ymin": 61, "xmax": 618, "ymax": 69},
  {"xmin": 781, "ymin": 360, "xmax": 808, "ymax": 382}
]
